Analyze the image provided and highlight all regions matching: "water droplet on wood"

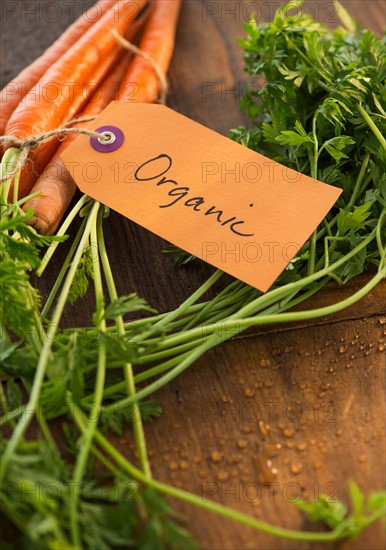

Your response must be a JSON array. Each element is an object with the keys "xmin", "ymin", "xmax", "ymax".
[
  {"xmin": 217, "ymin": 471, "xmax": 229, "ymax": 481},
  {"xmin": 283, "ymin": 427, "xmax": 295, "ymax": 438},
  {"xmin": 290, "ymin": 462, "xmax": 303, "ymax": 475},
  {"xmin": 210, "ymin": 451, "xmax": 222, "ymax": 463},
  {"xmin": 258, "ymin": 420, "xmax": 270, "ymax": 439}
]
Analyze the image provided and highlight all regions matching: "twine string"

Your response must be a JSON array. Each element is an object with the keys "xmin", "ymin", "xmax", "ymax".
[
  {"xmin": 0, "ymin": 32, "xmax": 168, "ymax": 183},
  {"xmin": 0, "ymin": 117, "xmax": 106, "ymax": 183},
  {"xmin": 112, "ymin": 29, "xmax": 168, "ymax": 105}
]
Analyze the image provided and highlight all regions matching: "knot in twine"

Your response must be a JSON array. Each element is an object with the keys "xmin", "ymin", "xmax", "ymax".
[{"xmin": 0, "ymin": 118, "xmax": 107, "ymax": 183}]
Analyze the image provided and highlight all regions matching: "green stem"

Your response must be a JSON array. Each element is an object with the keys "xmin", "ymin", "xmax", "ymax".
[
  {"xmin": 71, "ymin": 289, "xmax": 252, "ymax": 340},
  {"xmin": 358, "ymin": 104, "xmax": 386, "ymax": 152},
  {"xmin": 376, "ymin": 209, "xmax": 386, "ymax": 261},
  {"xmin": 105, "ymin": 339, "xmax": 216, "ymax": 411},
  {"xmin": 97, "ymin": 227, "xmax": 373, "ymax": 361},
  {"xmin": 136, "ymin": 269, "xmax": 223, "ymax": 341},
  {"xmin": 184, "ymin": 281, "xmax": 255, "ymax": 330},
  {"xmin": 307, "ymin": 230, "xmax": 317, "ymax": 275},
  {"xmin": 36, "ymin": 412, "xmax": 61, "ymax": 462},
  {"xmin": 37, "ymin": 194, "xmax": 90, "ymax": 277},
  {"xmin": 307, "ymin": 116, "xmax": 319, "ymax": 275},
  {"xmin": 81, "ymin": 351, "xmax": 194, "ymax": 406},
  {"xmin": 226, "ymin": 228, "xmax": 375, "ymax": 321},
  {"xmin": 12, "ymin": 167, "xmax": 21, "ymax": 205},
  {"xmin": 0, "ymin": 405, "xmax": 25, "ymax": 426},
  {"xmin": 348, "ymin": 151, "xmax": 370, "ymax": 207},
  {"xmin": 137, "ymin": 338, "xmax": 207, "ymax": 364},
  {"xmin": 105, "ymin": 263, "xmax": 384, "ymax": 411},
  {"xmin": 89, "ymin": 440, "xmax": 133, "ymax": 482},
  {"xmin": 0, "ymin": 201, "xmax": 100, "ymax": 482},
  {"xmin": 70, "ymin": 203, "xmax": 105, "ymax": 548},
  {"xmin": 0, "ymin": 148, "xmax": 20, "ymax": 216},
  {"xmin": 97, "ymin": 211, "xmax": 151, "ymax": 478},
  {"xmin": 212, "ymin": 268, "xmax": 384, "ymax": 331},
  {"xmin": 134, "ymin": 351, "xmax": 193, "ymax": 382},
  {"xmin": 0, "ymin": 382, "xmax": 16, "ymax": 430},
  {"xmin": 13, "ymin": 190, "xmax": 41, "ymax": 208},
  {"xmin": 41, "ymin": 216, "xmax": 88, "ymax": 318},
  {"xmin": 78, "ymin": 227, "xmax": 376, "ymax": 411}
]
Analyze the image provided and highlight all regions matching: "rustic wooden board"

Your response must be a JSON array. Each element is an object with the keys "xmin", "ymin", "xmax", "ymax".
[{"xmin": 1, "ymin": 1, "xmax": 385, "ymax": 548}]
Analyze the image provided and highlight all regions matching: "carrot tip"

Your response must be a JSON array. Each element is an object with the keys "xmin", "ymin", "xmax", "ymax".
[{"xmin": 25, "ymin": 215, "xmax": 54, "ymax": 236}]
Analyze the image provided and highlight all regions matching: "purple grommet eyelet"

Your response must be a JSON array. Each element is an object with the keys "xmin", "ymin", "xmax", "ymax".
[{"xmin": 90, "ymin": 125, "xmax": 124, "ymax": 153}]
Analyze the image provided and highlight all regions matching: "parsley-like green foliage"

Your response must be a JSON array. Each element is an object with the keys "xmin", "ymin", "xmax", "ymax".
[
  {"xmin": 104, "ymin": 293, "xmax": 157, "ymax": 320},
  {"xmin": 0, "ymin": 437, "xmax": 192, "ymax": 550},
  {"xmin": 295, "ymin": 482, "xmax": 386, "ymax": 538},
  {"xmin": 100, "ymin": 399, "xmax": 162, "ymax": 435},
  {"xmin": 231, "ymin": 0, "xmax": 386, "ymax": 284},
  {"xmin": 0, "ymin": 203, "xmax": 64, "ymax": 341},
  {"xmin": 68, "ymin": 244, "xmax": 94, "ymax": 303}
]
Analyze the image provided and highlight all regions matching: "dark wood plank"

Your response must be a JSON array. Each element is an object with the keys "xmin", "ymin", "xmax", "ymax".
[{"xmin": 1, "ymin": 1, "xmax": 385, "ymax": 549}]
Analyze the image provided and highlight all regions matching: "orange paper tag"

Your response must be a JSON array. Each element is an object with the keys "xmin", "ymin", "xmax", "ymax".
[{"xmin": 61, "ymin": 102, "xmax": 341, "ymax": 292}]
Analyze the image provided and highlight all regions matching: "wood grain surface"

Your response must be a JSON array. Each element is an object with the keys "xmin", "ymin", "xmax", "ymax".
[{"xmin": 1, "ymin": 1, "xmax": 385, "ymax": 549}]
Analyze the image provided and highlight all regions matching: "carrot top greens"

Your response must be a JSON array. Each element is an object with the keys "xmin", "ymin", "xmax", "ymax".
[{"xmin": 0, "ymin": 1, "xmax": 385, "ymax": 548}]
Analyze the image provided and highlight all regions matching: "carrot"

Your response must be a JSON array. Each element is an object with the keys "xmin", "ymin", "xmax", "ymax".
[
  {"xmin": 16, "ymin": 44, "xmax": 126, "ymax": 199},
  {"xmin": 23, "ymin": 52, "xmax": 133, "ymax": 236},
  {"xmin": 21, "ymin": 0, "xmax": 182, "ymax": 235},
  {"xmin": 118, "ymin": 0, "xmax": 181, "ymax": 103},
  {"xmin": 14, "ymin": 2, "xmax": 152, "ymax": 200},
  {"xmin": 4, "ymin": 0, "xmax": 147, "ymax": 199},
  {"xmin": 0, "ymin": 0, "xmax": 117, "ymax": 139},
  {"xmin": 23, "ymin": 0, "xmax": 153, "ymax": 235},
  {"xmin": 5, "ymin": 0, "xmax": 147, "ymax": 142}
]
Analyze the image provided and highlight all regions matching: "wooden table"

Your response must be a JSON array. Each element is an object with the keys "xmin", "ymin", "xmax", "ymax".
[{"xmin": 1, "ymin": 1, "xmax": 385, "ymax": 548}]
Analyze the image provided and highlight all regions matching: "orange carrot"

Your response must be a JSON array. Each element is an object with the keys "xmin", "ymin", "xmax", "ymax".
[
  {"xmin": 118, "ymin": 0, "xmax": 181, "ymax": 103},
  {"xmin": 5, "ymin": 0, "xmax": 146, "ymax": 142},
  {"xmin": 17, "ymin": 44, "xmax": 126, "ymax": 199},
  {"xmin": 23, "ymin": 51, "xmax": 134, "ymax": 235},
  {"xmin": 0, "ymin": 0, "xmax": 117, "ymax": 138},
  {"xmin": 22, "ymin": 0, "xmax": 182, "ymax": 235},
  {"xmin": 5, "ymin": 0, "xmax": 147, "ymax": 199},
  {"xmin": 21, "ymin": 0, "xmax": 175, "ymax": 238},
  {"xmin": 14, "ymin": 2, "xmax": 152, "ymax": 201}
]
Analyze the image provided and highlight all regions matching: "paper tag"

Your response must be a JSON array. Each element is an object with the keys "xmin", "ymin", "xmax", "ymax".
[{"xmin": 61, "ymin": 102, "xmax": 341, "ymax": 292}]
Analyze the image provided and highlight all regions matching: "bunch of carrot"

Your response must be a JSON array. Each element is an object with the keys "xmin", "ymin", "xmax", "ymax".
[{"xmin": 0, "ymin": 0, "xmax": 181, "ymax": 234}]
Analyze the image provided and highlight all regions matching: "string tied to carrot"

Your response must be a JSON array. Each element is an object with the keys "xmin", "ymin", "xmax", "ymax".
[
  {"xmin": 0, "ymin": 0, "xmax": 180, "ymax": 235},
  {"xmin": 0, "ymin": 117, "xmax": 112, "ymax": 183},
  {"xmin": 112, "ymin": 29, "xmax": 168, "ymax": 105}
]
